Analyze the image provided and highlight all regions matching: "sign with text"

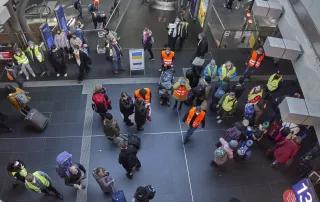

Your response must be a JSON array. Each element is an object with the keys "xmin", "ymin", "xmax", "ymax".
[
  {"xmin": 292, "ymin": 178, "xmax": 319, "ymax": 202},
  {"xmin": 54, "ymin": 5, "xmax": 68, "ymax": 32},
  {"xmin": 129, "ymin": 49, "xmax": 145, "ymax": 71}
]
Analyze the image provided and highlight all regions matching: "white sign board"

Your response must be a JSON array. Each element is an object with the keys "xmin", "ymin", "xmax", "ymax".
[{"xmin": 129, "ymin": 49, "xmax": 145, "ymax": 71}]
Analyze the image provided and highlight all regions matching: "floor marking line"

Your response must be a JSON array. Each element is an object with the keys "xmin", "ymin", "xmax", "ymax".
[
  {"xmin": 177, "ymin": 110, "xmax": 195, "ymax": 202},
  {"xmin": 115, "ymin": 0, "xmax": 133, "ymax": 31}
]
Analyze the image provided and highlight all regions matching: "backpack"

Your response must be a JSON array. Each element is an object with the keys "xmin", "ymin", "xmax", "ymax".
[
  {"xmin": 145, "ymin": 185, "xmax": 156, "ymax": 199},
  {"xmin": 92, "ymin": 93, "xmax": 110, "ymax": 113},
  {"xmin": 173, "ymin": 85, "xmax": 188, "ymax": 99},
  {"xmin": 15, "ymin": 93, "xmax": 29, "ymax": 105},
  {"xmin": 56, "ymin": 151, "xmax": 73, "ymax": 178},
  {"xmin": 244, "ymin": 103, "xmax": 255, "ymax": 120}
]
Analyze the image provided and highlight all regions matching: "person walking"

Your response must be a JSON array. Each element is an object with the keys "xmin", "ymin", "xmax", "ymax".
[
  {"xmin": 74, "ymin": 0, "xmax": 83, "ymax": 19},
  {"xmin": 119, "ymin": 92, "xmax": 134, "ymax": 126},
  {"xmin": 92, "ymin": 167, "xmax": 114, "ymax": 193},
  {"xmin": 118, "ymin": 142, "xmax": 141, "ymax": 179},
  {"xmin": 6, "ymin": 85, "xmax": 31, "ymax": 116},
  {"xmin": 243, "ymin": 47, "xmax": 265, "ymax": 79},
  {"xmin": 64, "ymin": 163, "xmax": 87, "ymax": 190},
  {"xmin": 134, "ymin": 99, "xmax": 148, "ymax": 131},
  {"xmin": 73, "ymin": 45, "xmax": 91, "ymax": 83},
  {"xmin": 177, "ymin": 19, "xmax": 189, "ymax": 51},
  {"xmin": 25, "ymin": 41, "xmax": 48, "ymax": 77},
  {"xmin": 216, "ymin": 92, "xmax": 237, "ymax": 124},
  {"xmin": 48, "ymin": 45, "xmax": 68, "ymax": 77},
  {"xmin": 142, "ymin": 27, "xmax": 155, "ymax": 60},
  {"xmin": 109, "ymin": 38, "xmax": 123, "ymax": 74},
  {"xmin": 172, "ymin": 77, "xmax": 191, "ymax": 110},
  {"xmin": 92, "ymin": 85, "xmax": 112, "ymax": 118},
  {"xmin": 183, "ymin": 106, "xmax": 206, "ymax": 144},
  {"xmin": 195, "ymin": 33, "xmax": 208, "ymax": 58},
  {"xmin": 133, "ymin": 185, "xmax": 156, "ymax": 202},
  {"xmin": 7, "ymin": 160, "xmax": 27, "ymax": 186},
  {"xmin": 13, "ymin": 49, "xmax": 36, "ymax": 80},
  {"xmin": 160, "ymin": 45, "xmax": 175, "ymax": 72},
  {"xmin": 25, "ymin": 171, "xmax": 63, "ymax": 200},
  {"xmin": 167, "ymin": 18, "xmax": 180, "ymax": 50},
  {"xmin": 134, "ymin": 88, "xmax": 152, "ymax": 121}
]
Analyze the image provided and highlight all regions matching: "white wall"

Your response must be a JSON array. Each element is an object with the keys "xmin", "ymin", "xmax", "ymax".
[{"xmin": 301, "ymin": 0, "xmax": 320, "ymax": 33}]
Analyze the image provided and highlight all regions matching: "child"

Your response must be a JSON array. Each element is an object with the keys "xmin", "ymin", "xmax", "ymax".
[{"xmin": 211, "ymin": 138, "xmax": 238, "ymax": 167}]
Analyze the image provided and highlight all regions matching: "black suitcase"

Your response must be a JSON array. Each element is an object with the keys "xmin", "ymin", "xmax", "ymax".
[
  {"xmin": 25, "ymin": 108, "xmax": 48, "ymax": 131},
  {"xmin": 128, "ymin": 135, "xmax": 141, "ymax": 150}
]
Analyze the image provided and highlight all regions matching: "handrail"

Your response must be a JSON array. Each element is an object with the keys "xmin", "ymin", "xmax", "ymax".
[{"xmin": 105, "ymin": 0, "xmax": 121, "ymax": 27}]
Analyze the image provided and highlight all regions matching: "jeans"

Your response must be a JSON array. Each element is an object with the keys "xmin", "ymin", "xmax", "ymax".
[
  {"xmin": 112, "ymin": 59, "xmax": 122, "ymax": 72},
  {"xmin": 243, "ymin": 67, "xmax": 257, "ymax": 79},
  {"xmin": 183, "ymin": 127, "xmax": 196, "ymax": 142}
]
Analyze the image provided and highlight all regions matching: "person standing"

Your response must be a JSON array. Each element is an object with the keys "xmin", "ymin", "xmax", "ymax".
[
  {"xmin": 134, "ymin": 88, "xmax": 152, "ymax": 121},
  {"xmin": 134, "ymin": 99, "xmax": 147, "ymax": 131},
  {"xmin": 25, "ymin": 171, "xmax": 63, "ymax": 200},
  {"xmin": 54, "ymin": 29, "xmax": 70, "ymax": 59},
  {"xmin": 25, "ymin": 41, "xmax": 48, "ymax": 77},
  {"xmin": 73, "ymin": 45, "xmax": 91, "ymax": 83},
  {"xmin": 177, "ymin": 19, "xmax": 189, "ymax": 51},
  {"xmin": 74, "ymin": 0, "xmax": 82, "ymax": 19},
  {"xmin": 119, "ymin": 92, "xmax": 134, "ymax": 126},
  {"xmin": 219, "ymin": 61, "xmax": 237, "ymax": 84},
  {"xmin": 48, "ymin": 45, "xmax": 67, "ymax": 77},
  {"xmin": 7, "ymin": 160, "xmax": 27, "ymax": 186},
  {"xmin": 266, "ymin": 71, "xmax": 282, "ymax": 93},
  {"xmin": 243, "ymin": 47, "xmax": 265, "ymax": 79},
  {"xmin": 195, "ymin": 33, "xmax": 208, "ymax": 58},
  {"xmin": 64, "ymin": 163, "xmax": 87, "ymax": 190},
  {"xmin": 172, "ymin": 77, "xmax": 191, "ymax": 110},
  {"xmin": 167, "ymin": 18, "xmax": 180, "ymax": 50},
  {"xmin": 142, "ymin": 27, "xmax": 155, "ymax": 60},
  {"xmin": 70, "ymin": 34, "xmax": 83, "ymax": 52},
  {"xmin": 92, "ymin": 85, "xmax": 112, "ymax": 118},
  {"xmin": 92, "ymin": 167, "xmax": 114, "ymax": 194},
  {"xmin": 216, "ymin": 92, "xmax": 237, "ymax": 124},
  {"xmin": 183, "ymin": 106, "xmax": 206, "ymax": 144},
  {"xmin": 160, "ymin": 46, "xmax": 175, "ymax": 72},
  {"xmin": 118, "ymin": 142, "xmax": 141, "ymax": 179},
  {"xmin": 13, "ymin": 49, "xmax": 36, "ymax": 80},
  {"xmin": 110, "ymin": 38, "xmax": 123, "ymax": 74}
]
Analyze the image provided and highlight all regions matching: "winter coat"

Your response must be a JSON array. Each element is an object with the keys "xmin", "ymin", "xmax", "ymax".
[
  {"xmin": 118, "ymin": 145, "xmax": 139, "ymax": 169},
  {"xmin": 64, "ymin": 163, "xmax": 86, "ymax": 186},
  {"xmin": 103, "ymin": 118, "xmax": 120, "ymax": 138},
  {"xmin": 92, "ymin": 172, "xmax": 114, "ymax": 193},
  {"xmin": 49, "ymin": 48, "xmax": 65, "ymax": 67},
  {"xmin": 274, "ymin": 139, "xmax": 300, "ymax": 164},
  {"xmin": 134, "ymin": 102, "xmax": 147, "ymax": 126},
  {"xmin": 119, "ymin": 96, "xmax": 134, "ymax": 117},
  {"xmin": 172, "ymin": 78, "xmax": 191, "ymax": 101},
  {"xmin": 70, "ymin": 37, "xmax": 83, "ymax": 50},
  {"xmin": 195, "ymin": 38, "xmax": 208, "ymax": 57}
]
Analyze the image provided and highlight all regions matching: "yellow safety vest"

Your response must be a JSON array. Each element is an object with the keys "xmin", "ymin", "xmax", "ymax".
[
  {"xmin": 267, "ymin": 74, "xmax": 282, "ymax": 92},
  {"xmin": 220, "ymin": 64, "xmax": 236, "ymax": 81},
  {"xmin": 26, "ymin": 45, "xmax": 43, "ymax": 63},
  {"xmin": 11, "ymin": 167, "xmax": 27, "ymax": 178},
  {"xmin": 14, "ymin": 52, "xmax": 29, "ymax": 65},
  {"xmin": 222, "ymin": 95, "xmax": 236, "ymax": 112},
  {"xmin": 248, "ymin": 88, "xmax": 263, "ymax": 103},
  {"xmin": 25, "ymin": 171, "xmax": 50, "ymax": 193}
]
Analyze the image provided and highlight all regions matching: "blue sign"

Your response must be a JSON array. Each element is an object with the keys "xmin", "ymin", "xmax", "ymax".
[
  {"xmin": 39, "ymin": 23, "xmax": 54, "ymax": 49},
  {"xmin": 292, "ymin": 178, "xmax": 319, "ymax": 202},
  {"xmin": 54, "ymin": 5, "xmax": 68, "ymax": 32}
]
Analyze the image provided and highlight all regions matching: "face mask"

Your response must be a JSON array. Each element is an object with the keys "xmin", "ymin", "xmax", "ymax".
[{"xmin": 166, "ymin": 50, "xmax": 170, "ymax": 54}]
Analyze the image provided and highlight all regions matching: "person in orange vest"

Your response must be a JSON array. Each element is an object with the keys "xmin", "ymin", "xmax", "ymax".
[
  {"xmin": 243, "ymin": 47, "xmax": 265, "ymax": 79},
  {"xmin": 159, "ymin": 45, "xmax": 175, "ymax": 72},
  {"xmin": 134, "ymin": 88, "xmax": 152, "ymax": 121},
  {"xmin": 182, "ymin": 106, "xmax": 206, "ymax": 144}
]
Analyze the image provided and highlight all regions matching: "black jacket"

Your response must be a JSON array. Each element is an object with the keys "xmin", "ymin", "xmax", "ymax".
[
  {"xmin": 134, "ymin": 102, "xmax": 147, "ymax": 126},
  {"xmin": 49, "ymin": 48, "xmax": 65, "ymax": 66},
  {"xmin": 118, "ymin": 145, "xmax": 139, "ymax": 169},
  {"xmin": 119, "ymin": 96, "xmax": 134, "ymax": 116},
  {"xmin": 75, "ymin": 50, "xmax": 91, "ymax": 70},
  {"xmin": 64, "ymin": 163, "xmax": 86, "ymax": 186},
  {"xmin": 195, "ymin": 39, "xmax": 208, "ymax": 57}
]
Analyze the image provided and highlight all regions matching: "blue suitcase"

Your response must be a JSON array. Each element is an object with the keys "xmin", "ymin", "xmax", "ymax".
[{"xmin": 112, "ymin": 190, "xmax": 126, "ymax": 202}]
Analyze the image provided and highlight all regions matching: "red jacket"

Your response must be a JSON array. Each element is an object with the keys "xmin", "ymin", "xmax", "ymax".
[{"xmin": 274, "ymin": 139, "xmax": 300, "ymax": 164}]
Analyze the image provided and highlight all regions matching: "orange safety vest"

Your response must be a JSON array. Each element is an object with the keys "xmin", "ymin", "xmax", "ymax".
[
  {"xmin": 134, "ymin": 88, "xmax": 151, "ymax": 103},
  {"xmin": 161, "ymin": 51, "xmax": 175, "ymax": 67},
  {"xmin": 185, "ymin": 107, "xmax": 205, "ymax": 128},
  {"xmin": 248, "ymin": 50, "xmax": 265, "ymax": 69}
]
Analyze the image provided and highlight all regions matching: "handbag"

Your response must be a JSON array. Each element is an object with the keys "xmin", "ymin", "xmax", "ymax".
[{"xmin": 6, "ymin": 71, "xmax": 14, "ymax": 81}]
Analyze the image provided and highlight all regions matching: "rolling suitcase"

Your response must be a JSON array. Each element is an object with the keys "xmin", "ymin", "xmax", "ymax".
[
  {"xmin": 112, "ymin": 190, "xmax": 126, "ymax": 202},
  {"xmin": 25, "ymin": 108, "xmax": 48, "ymax": 131}
]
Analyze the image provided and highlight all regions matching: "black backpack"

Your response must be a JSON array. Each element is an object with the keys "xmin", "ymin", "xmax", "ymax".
[{"xmin": 192, "ymin": 85, "xmax": 205, "ymax": 98}]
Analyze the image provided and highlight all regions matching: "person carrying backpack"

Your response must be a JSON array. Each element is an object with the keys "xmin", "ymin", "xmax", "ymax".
[
  {"xmin": 92, "ymin": 85, "xmax": 112, "ymax": 118},
  {"xmin": 172, "ymin": 77, "xmax": 191, "ymax": 110},
  {"xmin": 118, "ymin": 142, "xmax": 141, "ymax": 179},
  {"xmin": 134, "ymin": 99, "xmax": 148, "ymax": 131},
  {"xmin": 6, "ymin": 85, "xmax": 31, "ymax": 116}
]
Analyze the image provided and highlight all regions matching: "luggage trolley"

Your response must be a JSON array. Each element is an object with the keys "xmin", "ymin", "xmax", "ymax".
[{"xmin": 96, "ymin": 11, "xmax": 107, "ymax": 54}]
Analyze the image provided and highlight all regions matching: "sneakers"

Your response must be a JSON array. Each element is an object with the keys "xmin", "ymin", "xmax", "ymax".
[
  {"xmin": 217, "ymin": 119, "xmax": 222, "ymax": 124},
  {"xmin": 126, "ymin": 172, "xmax": 133, "ymax": 179},
  {"xmin": 64, "ymin": 73, "xmax": 68, "ymax": 77},
  {"xmin": 56, "ymin": 73, "xmax": 60, "ymax": 77},
  {"xmin": 216, "ymin": 116, "xmax": 221, "ymax": 120}
]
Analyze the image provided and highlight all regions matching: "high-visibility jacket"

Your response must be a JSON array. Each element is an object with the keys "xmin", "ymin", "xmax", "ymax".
[
  {"xmin": 220, "ymin": 64, "xmax": 236, "ymax": 81},
  {"xmin": 222, "ymin": 95, "xmax": 237, "ymax": 112},
  {"xmin": 11, "ymin": 167, "xmax": 27, "ymax": 179},
  {"xmin": 248, "ymin": 50, "xmax": 265, "ymax": 69},
  {"xmin": 14, "ymin": 52, "xmax": 29, "ymax": 65},
  {"xmin": 185, "ymin": 107, "xmax": 205, "ymax": 128},
  {"xmin": 248, "ymin": 88, "xmax": 263, "ymax": 104},
  {"xmin": 26, "ymin": 45, "xmax": 43, "ymax": 63},
  {"xmin": 134, "ymin": 88, "xmax": 151, "ymax": 103},
  {"xmin": 161, "ymin": 50, "xmax": 175, "ymax": 67},
  {"xmin": 25, "ymin": 171, "xmax": 50, "ymax": 193},
  {"xmin": 267, "ymin": 74, "xmax": 282, "ymax": 92}
]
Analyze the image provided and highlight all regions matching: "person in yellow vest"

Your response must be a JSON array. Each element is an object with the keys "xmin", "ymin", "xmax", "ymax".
[
  {"xmin": 25, "ymin": 171, "xmax": 63, "ymax": 200},
  {"xmin": 25, "ymin": 41, "xmax": 48, "ymax": 77},
  {"xmin": 182, "ymin": 106, "xmax": 206, "ymax": 144},
  {"xmin": 216, "ymin": 92, "xmax": 237, "ymax": 124},
  {"xmin": 219, "ymin": 61, "xmax": 237, "ymax": 82},
  {"xmin": 134, "ymin": 88, "xmax": 152, "ymax": 121},
  {"xmin": 160, "ymin": 45, "xmax": 175, "ymax": 72},
  {"xmin": 7, "ymin": 160, "xmax": 27, "ymax": 186},
  {"xmin": 13, "ymin": 49, "xmax": 36, "ymax": 80},
  {"xmin": 266, "ymin": 71, "xmax": 282, "ymax": 93},
  {"xmin": 248, "ymin": 85, "xmax": 264, "ymax": 104}
]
